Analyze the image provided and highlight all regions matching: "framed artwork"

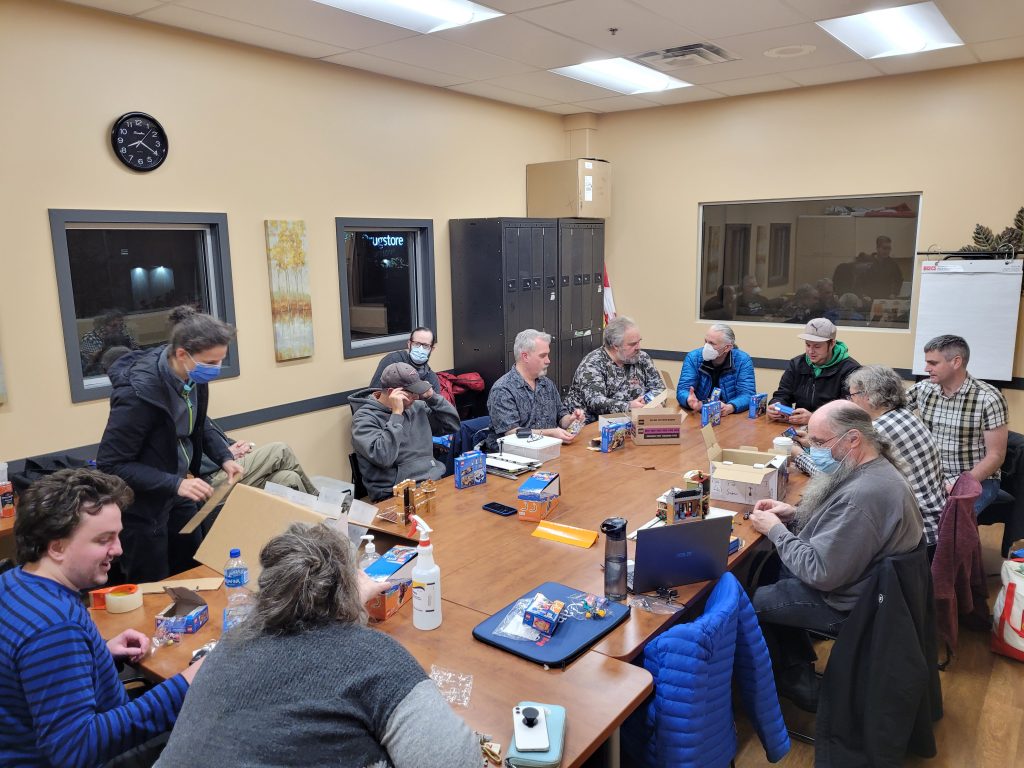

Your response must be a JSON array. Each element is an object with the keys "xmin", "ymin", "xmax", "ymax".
[{"xmin": 264, "ymin": 219, "xmax": 314, "ymax": 361}]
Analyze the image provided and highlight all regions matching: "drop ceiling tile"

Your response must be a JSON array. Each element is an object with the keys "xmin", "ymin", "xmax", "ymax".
[
  {"xmin": 485, "ymin": 0, "xmax": 567, "ymax": 11},
  {"xmin": 447, "ymin": 81, "xmax": 559, "ymax": 108},
  {"xmin": 323, "ymin": 51, "xmax": 467, "ymax": 87},
  {"xmin": 934, "ymin": 0, "xmax": 1024, "ymax": 44},
  {"xmin": 781, "ymin": 1, "xmax": 888, "ymax": 23},
  {"xmin": 870, "ymin": 44, "xmax": 979, "ymax": 75},
  {"xmin": 139, "ymin": 5, "xmax": 347, "ymax": 58},
  {"xmin": 639, "ymin": 84, "xmax": 728, "ymax": 105},
  {"xmin": 633, "ymin": 0, "xmax": 807, "ymax": 39},
  {"xmin": 711, "ymin": 73, "xmax": 800, "ymax": 96},
  {"xmin": 715, "ymin": 23, "xmax": 861, "ymax": 66},
  {"xmin": 571, "ymin": 94, "xmax": 662, "ymax": 112},
  {"xmin": 785, "ymin": 59, "xmax": 883, "ymax": 86},
  {"xmin": 64, "ymin": 0, "xmax": 166, "ymax": 13},
  {"xmin": 538, "ymin": 103, "xmax": 593, "ymax": 115},
  {"xmin": 437, "ymin": 16, "xmax": 612, "ymax": 69},
  {"xmin": 971, "ymin": 35, "xmax": 1024, "ymax": 62},
  {"xmin": 484, "ymin": 70, "xmax": 623, "ymax": 101},
  {"xmin": 174, "ymin": 0, "xmax": 416, "ymax": 50},
  {"xmin": 360, "ymin": 34, "xmax": 533, "ymax": 79},
  {"xmin": 520, "ymin": 0, "xmax": 703, "ymax": 57}
]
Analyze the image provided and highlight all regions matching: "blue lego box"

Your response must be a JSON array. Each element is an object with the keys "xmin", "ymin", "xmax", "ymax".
[
  {"xmin": 364, "ymin": 545, "xmax": 418, "ymax": 622},
  {"xmin": 523, "ymin": 592, "xmax": 565, "ymax": 637},
  {"xmin": 701, "ymin": 400, "xmax": 722, "ymax": 427},
  {"xmin": 155, "ymin": 587, "xmax": 209, "ymax": 635},
  {"xmin": 454, "ymin": 450, "xmax": 486, "ymax": 489},
  {"xmin": 749, "ymin": 393, "xmax": 767, "ymax": 419}
]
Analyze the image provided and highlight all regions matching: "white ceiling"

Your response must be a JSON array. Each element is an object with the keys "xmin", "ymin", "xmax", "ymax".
[{"xmin": 64, "ymin": 0, "xmax": 1024, "ymax": 114}]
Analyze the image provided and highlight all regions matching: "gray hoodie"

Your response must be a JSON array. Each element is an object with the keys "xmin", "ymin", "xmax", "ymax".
[{"xmin": 349, "ymin": 387, "xmax": 461, "ymax": 501}]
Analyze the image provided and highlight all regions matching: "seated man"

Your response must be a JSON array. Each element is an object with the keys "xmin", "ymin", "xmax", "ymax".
[
  {"xmin": 768, "ymin": 318, "xmax": 860, "ymax": 426},
  {"xmin": 676, "ymin": 323, "xmax": 756, "ymax": 416},
  {"xmin": 201, "ymin": 417, "xmax": 319, "ymax": 495},
  {"xmin": 488, "ymin": 329, "xmax": 584, "ymax": 444},
  {"xmin": 749, "ymin": 402, "xmax": 923, "ymax": 711},
  {"xmin": 0, "ymin": 468, "xmax": 202, "ymax": 766},
  {"xmin": 566, "ymin": 316, "xmax": 665, "ymax": 422},
  {"xmin": 907, "ymin": 334, "xmax": 1008, "ymax": 514},
  {"xmin": 350, "ymin": 362, "xmax": 461, "ymax": 501},
  {"xmin": 369, "ymin": 326, "xmax": 440, "ymax": 394}
]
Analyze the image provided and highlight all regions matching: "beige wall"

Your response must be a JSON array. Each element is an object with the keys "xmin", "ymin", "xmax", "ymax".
[
  {"xmin": 595, "ymin": 59, "xmax": 1024, "ymax": 428},
  {"xmin": 0, "ymin": 0, "xmax": 562, "ymax": 478}
]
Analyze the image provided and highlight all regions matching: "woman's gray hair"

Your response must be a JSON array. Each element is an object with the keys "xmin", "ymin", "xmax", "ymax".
[
  {"xmin": 708, "ymin": 323, "xmax": 736, "ymax": 346},
  {"xmin": 235, "ymin": 522, "xmax": 366, "ymax": 639},
  {"xmin": 846, "ymin": 365, "xmax": 907, "ymax": 411},
  {"xmin": 603, "ymin": 316, "xmax": 636, "ymax": 349},
  {"xmin": 825, "ymin": 402, "xmax": 908, "ymax": 474},
  {"xmin": 514, "ymin": 328, "xmax": 551, "ymax": 359}
]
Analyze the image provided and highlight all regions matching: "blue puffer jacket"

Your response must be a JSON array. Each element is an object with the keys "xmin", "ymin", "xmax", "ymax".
[
  {"xmin": 625, "ymin": 573, "xmax": 790, "ymax": 767},
  {"xmin": 676, "ymin": 347, "xmax": 757, "ymax": 412}
]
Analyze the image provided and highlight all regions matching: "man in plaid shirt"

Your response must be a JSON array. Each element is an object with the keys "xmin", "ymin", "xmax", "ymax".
[{"xmin": 907, "ymin": 335, "xmax": 1008, "ymax": 514}]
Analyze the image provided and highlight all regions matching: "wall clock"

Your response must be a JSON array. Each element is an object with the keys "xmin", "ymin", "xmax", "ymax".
[{"xmin": 111, "ymin": 112, "xmax": 168, "ymax": 172}]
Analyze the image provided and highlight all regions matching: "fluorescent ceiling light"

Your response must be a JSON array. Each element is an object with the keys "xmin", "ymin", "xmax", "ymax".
[
  {"xmin": 816, "ymin": 2, "xmax": 963, "ymax": 59},
  {"xmin": 551, "ymin": 58, "xmax": 691, "ymax": 95},
  {"xmin": 312, "ymin": 0, "xmax": 502, "ymax": 34}
]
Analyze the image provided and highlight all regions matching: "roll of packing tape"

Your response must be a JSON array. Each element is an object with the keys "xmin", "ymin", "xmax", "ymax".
[{"xmin": 105, "ymin": 584, "xmax": 143, "ymax": 614}]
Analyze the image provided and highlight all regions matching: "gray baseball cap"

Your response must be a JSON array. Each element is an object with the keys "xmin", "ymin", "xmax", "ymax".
[
  {"xmin": 797, "ymin": 318, "xmax": 837, "ymax": 343},
  {"xmin": 379, "ymin": 362, "xmax": 432, "ymax": 395}
]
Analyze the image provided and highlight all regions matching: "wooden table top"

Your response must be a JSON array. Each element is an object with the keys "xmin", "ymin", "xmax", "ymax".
[{"xmin": 90, "ymin": 566, "xmax": 652, "ymax": 768}]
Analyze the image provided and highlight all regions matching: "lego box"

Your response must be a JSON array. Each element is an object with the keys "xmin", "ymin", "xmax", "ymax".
[
  {"xmin": 632, "ymin": 408, "xmax": 685, "ymax": 445},
  {"xmin": 155, "ymin": 587, "xmax": 209, "ymax": 634},
  {"xmin": 523, "ymin": 592, "xmax": 565, "ymax": 637},
  {"xmin": 749, "ymin": 393, "xmax": 767, "ymax": 419},
  {"xmin": 364, "ymin": 545, "xmax": 418, "ymax": 621},
  {"xmin": 517, "ymin": 471, "xmax": 560, "ymax": 522},
  {"xmin": 596, "ymin": 413, "xmax": 632, "ymax": 452},
  {"xmin": 701, "ymin": 400, "xmax": 722, "ymax": 427},
  {"xmin": 454, "ymin": 450, "xmax": 486, "ymax": 489},
  {"xmin": 701, "ymin": 425, "xmax": 788, "ymax": 504}
]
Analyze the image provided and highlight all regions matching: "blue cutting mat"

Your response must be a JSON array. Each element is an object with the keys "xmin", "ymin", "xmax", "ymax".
[{"xmin": 472, "ymin": 581, "xmax": 630, "ymax": 667}]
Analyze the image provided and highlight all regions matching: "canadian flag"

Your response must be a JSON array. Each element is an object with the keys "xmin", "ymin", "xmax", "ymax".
[{"xmin": 603, "ymin": 267, "xmax": 617, "ymax": 324}]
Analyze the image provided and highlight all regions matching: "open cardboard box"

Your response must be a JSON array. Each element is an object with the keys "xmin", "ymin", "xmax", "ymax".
[
  {"xmin": 633, "ymin": 407, "xmax": 686, "ymax": 445},
  {"xmin": 701, "ymin": 425, "xmax": 787, "ymax": 504}
]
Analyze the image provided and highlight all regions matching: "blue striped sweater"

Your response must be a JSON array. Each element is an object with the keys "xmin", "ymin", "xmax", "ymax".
[{"xmin": 0, "ymin": 567, "xmax": 188, "ymax": 767}]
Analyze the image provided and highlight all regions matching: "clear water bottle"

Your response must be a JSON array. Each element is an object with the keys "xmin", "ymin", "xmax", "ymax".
[{"xmin": 223, "ymin": 548, "xmax": 253, "ymax": 633}]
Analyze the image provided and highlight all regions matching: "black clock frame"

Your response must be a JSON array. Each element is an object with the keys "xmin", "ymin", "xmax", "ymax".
[{"xmin": 110, "ymin": 112, "xmax": 168, "ymax": 172}]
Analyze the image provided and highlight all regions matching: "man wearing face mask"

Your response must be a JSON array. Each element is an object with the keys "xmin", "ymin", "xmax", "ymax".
[
  {"xmin": 676, "ymin": 323, "xmax": 756, "ymax": 415},
  {"xmin": 369, "ymin": 327, "xmax": 440, "ymax": 394},
  {"xmin": 98, "ymin": 306, "xmax": 244, "ymax": 583},
  {"xmin": 747, "ymin": 401, "xmax": 923, "ymax": 711},
  {"xmin": 565, "ymin": 316, "xmax": 664, "ymax": 422}
]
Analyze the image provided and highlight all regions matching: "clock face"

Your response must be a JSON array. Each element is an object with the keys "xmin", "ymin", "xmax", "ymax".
[{"xmin": 111, "ymin": 112, "xmax": 168, "ymax": 172}]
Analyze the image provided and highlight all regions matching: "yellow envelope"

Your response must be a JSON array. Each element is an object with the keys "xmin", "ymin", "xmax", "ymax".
[{"xmin": 531, "ymin": 521, "xmax": 599, "ymax": 549}]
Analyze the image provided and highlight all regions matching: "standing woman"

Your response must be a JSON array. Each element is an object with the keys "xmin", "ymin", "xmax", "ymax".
[{"xmin": 98, "ymin": 306, "xmax": 243, "ymax": 582}]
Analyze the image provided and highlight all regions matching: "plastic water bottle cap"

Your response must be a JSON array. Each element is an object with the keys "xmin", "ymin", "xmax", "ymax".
[{"xmin": 229, "ymin": 548, "xmax": 241, "ymax": 558}]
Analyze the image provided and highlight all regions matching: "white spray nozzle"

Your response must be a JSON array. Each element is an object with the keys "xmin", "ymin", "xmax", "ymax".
[
  {"xmin": 410, "ymin": 514, "xmax": 432, "ymax": 540},
  {"xmin": 360, "ymin": 534, "xmax": 375, "ymax": 552}
]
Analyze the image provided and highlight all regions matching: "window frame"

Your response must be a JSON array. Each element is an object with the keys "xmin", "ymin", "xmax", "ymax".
[
  {"xmin": 49, "ymin": 209, "xmax": 239, "ymax": 404},
  {"xmin": 335, "ymin": 217, "xmax": 436, "ymax": 359}
]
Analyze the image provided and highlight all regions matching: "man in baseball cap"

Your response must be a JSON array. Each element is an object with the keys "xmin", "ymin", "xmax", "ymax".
[
  {"xmin": 768, "ymin": 318, "xmax": 860, "ymax": 426},
  {"xmin": 349, "ymin": 363, "xmax": 461, "ymax": 501}
]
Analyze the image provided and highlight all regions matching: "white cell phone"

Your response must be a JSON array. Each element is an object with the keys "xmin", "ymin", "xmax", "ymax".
[{"xmin": 512, "ymin": 704, "xmax": 549, "ymax": 752}]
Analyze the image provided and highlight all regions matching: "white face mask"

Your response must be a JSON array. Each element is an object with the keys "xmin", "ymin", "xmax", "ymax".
[{"xmin": 702, "ymin": 342, "xmax": 719, "ymax": 362}]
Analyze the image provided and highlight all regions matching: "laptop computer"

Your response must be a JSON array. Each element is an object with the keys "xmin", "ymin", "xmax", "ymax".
[{"xmin": 627, "ymin": 515, "xmax": 732, "ymax": 594}]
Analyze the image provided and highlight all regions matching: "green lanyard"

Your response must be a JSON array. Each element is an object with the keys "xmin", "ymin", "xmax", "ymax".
[{"xmin": 178, "ymin": 388, "xmax": 195, "ymax": 466}]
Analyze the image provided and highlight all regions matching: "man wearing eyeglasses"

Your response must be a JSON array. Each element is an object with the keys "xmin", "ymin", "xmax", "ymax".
[
  {"xmin": 370, "ymin": 327, "xmax": 440, "ymax": 395},
  {"xmin": 748, "ymin": 400, "xmax": 922, "ymax": 712}
]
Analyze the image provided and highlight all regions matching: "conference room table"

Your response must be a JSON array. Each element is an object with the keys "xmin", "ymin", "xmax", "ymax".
[{"xmin": 91, "ymin": 408, "xmax": 804, "ymax": 767}]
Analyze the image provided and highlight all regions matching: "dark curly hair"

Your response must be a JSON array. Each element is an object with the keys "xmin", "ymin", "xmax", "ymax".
[
  {"xmin": 167, "ymin": 305, "xmax": 236, "ymax": 355},
  {"xmin": 14, "ymin": 468, "xmax": 133, "ymax": 565}
]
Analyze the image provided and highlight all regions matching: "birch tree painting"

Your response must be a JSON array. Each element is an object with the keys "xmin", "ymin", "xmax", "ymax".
[{"xmin": 265, "ymin": 219, "xmax": 314, "ymax": 361}]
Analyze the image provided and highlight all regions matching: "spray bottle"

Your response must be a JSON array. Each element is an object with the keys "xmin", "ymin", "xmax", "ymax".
[
  {"xmin": 359, "ymin": 534, "xmax": 379, "ymax": 569},
  {"xmin": 409, "ymin": 515, "xmax": 441, "ymax": 630}
]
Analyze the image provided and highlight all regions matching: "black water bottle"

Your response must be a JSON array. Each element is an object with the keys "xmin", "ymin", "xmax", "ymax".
[{"xmin": 601, "ymin": 517, "xmax": 628, "ymax": 601}]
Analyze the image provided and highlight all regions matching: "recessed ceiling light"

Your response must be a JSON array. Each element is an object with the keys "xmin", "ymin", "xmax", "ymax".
[
  {"xmin": 551, "ymin": 58, "xmax": 692, "ymax": 95},
  {"xmin": 816, "ymin": 1, "xmax": 963, "ymax": 59},
  {"xmin": 312, "ymin": 0, "xmax": 502, "ymax": 34},
  {"xmin": 763, "ymin": 44, "xmax": 816, "ymax": 59}
]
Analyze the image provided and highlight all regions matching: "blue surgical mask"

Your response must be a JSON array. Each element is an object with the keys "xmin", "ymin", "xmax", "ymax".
[
  {"xmin": 409, "ymin": 346, "xmax": 430, "ymax": 365},
  {"xmin": 186, "ymin": 352, "xmax": 222, "ymax": 385},
  {"xmin": 808, "ymin": 445, "xmax": 840, "ymax": 474}
]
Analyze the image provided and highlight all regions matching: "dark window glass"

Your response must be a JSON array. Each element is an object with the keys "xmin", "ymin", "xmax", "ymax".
[{"xmin": 343, "ymin": 230, "xmax": 415, "ymax": 341}]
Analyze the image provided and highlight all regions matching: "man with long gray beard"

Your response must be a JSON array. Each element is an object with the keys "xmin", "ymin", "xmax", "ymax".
[{"xmin": 748, "ymin": 400, "xmax": 923, "ymax": 711}]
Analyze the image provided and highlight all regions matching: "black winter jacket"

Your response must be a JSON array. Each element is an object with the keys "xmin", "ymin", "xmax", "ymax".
[
  {"xmin": 97, "ymin": 346, "xmax": 232, "ymax": 527},
  {"xmin": 815, "ymin": 540, "xmax": 943, "ymax": 767},
  {"xmin": 769, "ymin": 354, "xmax": 860, "ymax": 412}
]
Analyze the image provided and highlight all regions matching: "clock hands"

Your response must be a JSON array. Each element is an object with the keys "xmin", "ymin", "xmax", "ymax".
[{"xmin": 127, "ymin": 128, "xmax": 155, "ymax": 150}]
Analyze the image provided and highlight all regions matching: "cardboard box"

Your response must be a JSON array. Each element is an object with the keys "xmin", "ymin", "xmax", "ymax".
[
  {"xmin": 454, "ymin": 450, "xmax": 487, "ymax": 489},
  {"xmin": 701, "ymin": 400, "xmax": 722, "ymax": 427},
  {"xmin": 632, "ymin": 408, "xmax": 685, "ymax": 445},
  {"xmin": 701, "ymin": 425, "xmax": 788, "ymax": 504},
  {"xmin": 523, "ymin": 592, "xmax": 565, "ymax": 637},
  {"xmin": 518, "ymin": 471, "xmax": 560, "ymax": 522},
  {"xmin": 155, "ymin": 587, "xmax": 209, "ymax": 634},
  {"xmin": 749, "ymin": 393, "xmax": 767, "ymax": 419},
  {"xmin": 365, "ymin": 545, "xmax": 418, "ymax": 621},
  {"xmin": 498, "ymin": 434, "xmax": 561, "ymax": 462}
]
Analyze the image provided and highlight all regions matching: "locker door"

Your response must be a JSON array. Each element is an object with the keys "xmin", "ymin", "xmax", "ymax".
[
  {"xmin": 502, "ymin": 226, "xmax": 520, "ymax": 348},
  {"xmin": 527, "ymin": 226, "xmax": 545, "ymax": 331},
  {"xmin": 557, "ymin": 337, "xmax": 577, "ymax": 397},
  {"xmin": 579, "ymin": 226, "xmax": 594, "ymax": 333},
  {"xmin": 591, "ymin": 225, "xmax": 605, "ymax": 332},
  {"xmin": 570, "ymin": 228, "xmax": 586, "ymax": 335},
  {"xmin": 542, "ymin": 224, "xmax": 559, "ymax": 338},
  {"xmin": 515, "ymin": 227, "xmax": 535, "ymax": 337}
]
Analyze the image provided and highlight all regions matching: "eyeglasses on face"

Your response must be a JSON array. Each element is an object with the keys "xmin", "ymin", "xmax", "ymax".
[
  {"xmin": 410, "ymin": 342, "xmax": 434, "ymax": 350},
  {"xmin": 845, "ymin": 389, "xmax": 862, "ymax": 399},
  {"xmin": 807, "ymin": 431, "xmax": 849, "ymax": 449}
]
